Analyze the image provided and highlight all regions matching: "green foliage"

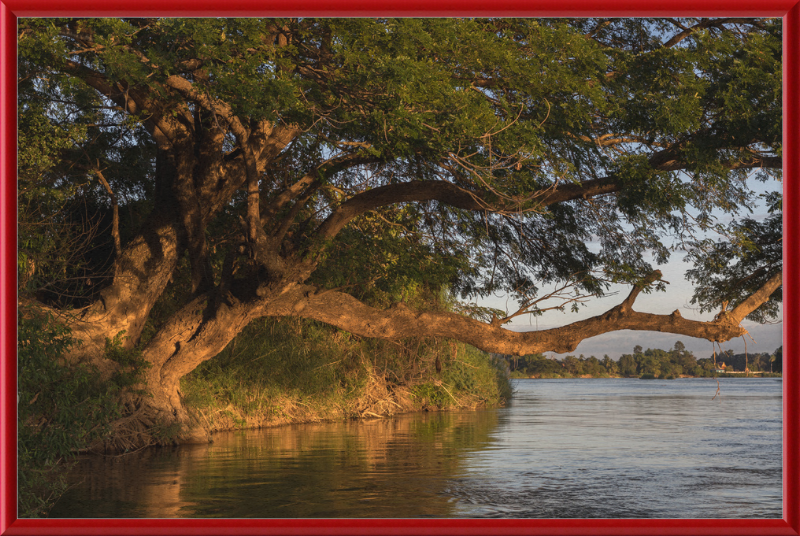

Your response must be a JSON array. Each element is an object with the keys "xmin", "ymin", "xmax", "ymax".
[
  {"xmin": 310, "ymin": 213, "xmax": 472, "ymax": 309},
  {"xmin": 103, "ymin": 331, "xmax": 152, "ymax": 394},
  {"xmin": 17, "ymin": 17, "xmax": 783, "ymax": 323},
  {"xmin": 772, "ymin": 346, "xmax": 782, "ymax": 373},
  {"xmin": 18, "ymin": 18, "xmax": 157, "ymax": 303},
  {"xmin": 17, "ymin": 316, "xmax": 158, "ymax": 518},
  {"xmin": 618, "ymin": 354, "xmax": 637, "ymax": 377},
  {"xmin": 17, "ymin": 309, "xmax": 120, "ymax": 517},
  {"xmin": 695, "ymin": 347, "xmax": 779, "ymax": 373},
  {"xmin": 612, "ymin": 341, "xmax": 782, "ymax": 378},
  {"xmin": 685, "ymin": 212, "xmax": 782, "ymax": 322},
  {"xmin": 616, "ymin": 343, "xmax": 699, "ymax": 378},
  {"xmin": 181, "ymin": 316, "xmax": 511, "ymax": 428}
]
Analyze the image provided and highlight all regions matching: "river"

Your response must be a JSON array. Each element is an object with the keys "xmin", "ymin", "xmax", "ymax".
[{"xmin": 49, "ymin": 377, "xmax": 782, "ymax": 518}]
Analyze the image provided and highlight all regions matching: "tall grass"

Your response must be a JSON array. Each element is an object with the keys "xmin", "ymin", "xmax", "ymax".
[{"xmin": 181, "ymin": 317, "xmax": 511, "ymax": 431}]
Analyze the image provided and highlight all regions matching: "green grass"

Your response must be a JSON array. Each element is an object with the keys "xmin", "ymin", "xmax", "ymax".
[{"xmin": 181, "ymin": 317, "xmax": 512, "ymax": 431}]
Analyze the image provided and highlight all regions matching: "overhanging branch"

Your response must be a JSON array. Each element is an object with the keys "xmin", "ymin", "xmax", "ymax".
[
  {"xmin": 310, "ymin": 140, "xmax": 781, "ymax": 244},
  {"xmin": 310, "ymin": 176, "xmax": 626, "ymax": 243},
  {"xmin": 281, "ymin": 269, "xmax": 781, "ymax": 356}
]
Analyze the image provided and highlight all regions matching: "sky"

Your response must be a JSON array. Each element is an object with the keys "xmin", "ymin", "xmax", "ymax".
[{"xmin": 475, "ymin": 177, "xmax": 784, "ymax": 361}]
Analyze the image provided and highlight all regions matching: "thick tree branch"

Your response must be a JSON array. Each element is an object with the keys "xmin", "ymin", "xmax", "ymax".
[
  {"xmin": 61, "ymin": 59, "xmax": 188, "ymax": 148},
  {"xmin": 240, "ymin": 143, "xmax": 261, "ymax": 253},
  {"xmin": 273, "ymin": 182, "xmax": 322, "ymax": 243},
  {"xmin": 312, "ymin": 178, "xmax": 622, "ymax": 243},
  {"xmin": 727, "ymin": 271, "xmax": 783, "ymax": 323},
  {"xmin": 261, "ymin": 153, "xmax": 376, "ymax": 225},
  {"xmin": 284, "ymin": 269, "xmax": 780, "ymax": 355},
  {"xmin": 311, "ymin": 136, "xmax": 781, "ymax": 243},
  {"xmin": 211, "ymin": 124, "xmax": 299, "ymax": 214},
  {"xmin": 313, "ymin": 180, "xmax": 502, "ymax": 241},
  {"xmin": 261, "ymin": 173, "xmax": 318, "ymax": 223},
  {"xmin": 164, "ymin": 75, "xmax": 248, "ymax": 137}
]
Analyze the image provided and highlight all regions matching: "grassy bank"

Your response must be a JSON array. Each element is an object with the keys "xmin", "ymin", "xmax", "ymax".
[{"xmin": 181, "ymin": 317, "xmax": 512, "ymax": 433}]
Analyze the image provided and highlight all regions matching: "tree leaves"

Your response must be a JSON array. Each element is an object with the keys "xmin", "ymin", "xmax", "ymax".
[{"xmin": 18, "ymin": 16, "xmax": 782, "ymax": 327}]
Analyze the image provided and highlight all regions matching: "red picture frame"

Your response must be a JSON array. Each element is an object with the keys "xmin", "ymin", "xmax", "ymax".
[{"xmin": 1, "ymin": 2, "xmax": 797, "ymax": 534}]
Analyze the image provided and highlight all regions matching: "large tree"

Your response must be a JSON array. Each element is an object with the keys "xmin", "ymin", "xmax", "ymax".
[{"xmin": 18, "ymin": 17, "xmax": 783, "ymax": 442}]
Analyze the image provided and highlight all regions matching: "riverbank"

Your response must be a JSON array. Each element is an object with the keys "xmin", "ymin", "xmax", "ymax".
[
  {"xmin": 18, "ymin": 312, "xmax": 512, "ymax": 518},
  {"xmin": 178, "ymin": 317, "xmax": 513, "ymax": 437}
]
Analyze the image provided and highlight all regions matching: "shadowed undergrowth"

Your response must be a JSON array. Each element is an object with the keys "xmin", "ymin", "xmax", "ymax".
[{"xmin": 181, "ymin": 317, "xmax": 512, "ymax": 432}]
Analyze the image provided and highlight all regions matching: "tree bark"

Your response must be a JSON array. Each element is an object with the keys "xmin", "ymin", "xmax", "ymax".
[
  {"xmin": 38, "ymin": 209, "xmax": 185, "ymax": 374},
  {"xmin": 134, "ymin": 290, "xmax": 263, "ymax": 442}
]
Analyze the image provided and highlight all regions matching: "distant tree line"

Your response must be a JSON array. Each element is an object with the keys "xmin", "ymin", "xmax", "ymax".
[{"xmin": 497, "ymin": 342, "xmax": 783, "ymax": 379}]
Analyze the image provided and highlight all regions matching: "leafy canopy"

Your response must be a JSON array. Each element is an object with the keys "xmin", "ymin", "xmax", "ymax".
[{"xmin": 18, "ymin": 17, "xmax": 782, "ymax": 323}]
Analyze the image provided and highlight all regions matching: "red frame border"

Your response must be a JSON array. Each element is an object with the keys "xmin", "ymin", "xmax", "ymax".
[{"xmin": 1, "ymin": 3, "xmax": 798, "ymax": 535}]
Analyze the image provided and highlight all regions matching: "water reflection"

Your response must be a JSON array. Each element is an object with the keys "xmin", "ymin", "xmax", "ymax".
[{"xmin": 51, "ymin": 410, "xmax": 500, "ymax": 518}]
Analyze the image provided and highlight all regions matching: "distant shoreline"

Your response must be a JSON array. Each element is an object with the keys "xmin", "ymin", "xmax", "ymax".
[
  {"xmin": 501, "ymin": 343, "xmax": 782, "ymax": 380},
  {"xmin": 510, "ymin": 373, "xmax": 782, "ymax": 380}
]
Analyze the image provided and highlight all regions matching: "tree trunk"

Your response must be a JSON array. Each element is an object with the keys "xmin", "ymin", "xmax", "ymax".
[
  {"xmin": 131, "ymin": 290, "xmax": 276, "ymax": 444},
  {"xmin": 18, "ymin": 210, "xmax": 184, "ymax": 387},
  {"xmin": 109, "ymin": 281, "xmax": 309, "ymax": 445}
]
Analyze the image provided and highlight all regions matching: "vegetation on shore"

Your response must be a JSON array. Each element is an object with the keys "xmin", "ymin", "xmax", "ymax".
[
  {"xmin": 181, "ymin": 316, "xmax": 512, "ymax": 433},
  {"xmin": 504, "ymin": 341, "xmax": 783, "ymax": 379},
  {"xmin": 18, "ymin": 309, "xmax": 118, "ymax": 518}
]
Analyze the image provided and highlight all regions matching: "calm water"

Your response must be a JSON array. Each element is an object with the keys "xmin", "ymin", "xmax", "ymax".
[{"xmin": 49, "ymin": 378, "xmax": 782, "ymax": 518}]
